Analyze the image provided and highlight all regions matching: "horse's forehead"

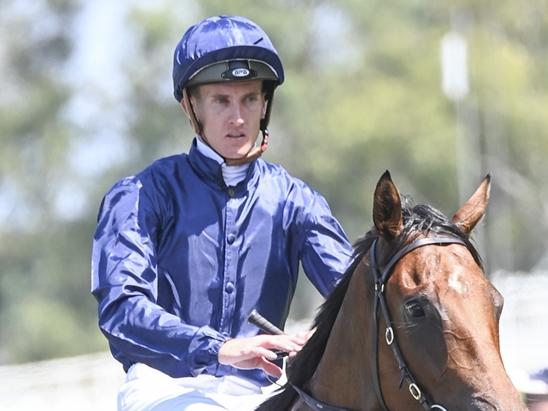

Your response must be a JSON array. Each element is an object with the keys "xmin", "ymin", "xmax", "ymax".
[
  {"xmin": 404, "ymin": 243, "xmax": 476, "ymax": 270},
  {"xmin": 394, "ymin": 243, "xmax": 482, "ymax": 290}
]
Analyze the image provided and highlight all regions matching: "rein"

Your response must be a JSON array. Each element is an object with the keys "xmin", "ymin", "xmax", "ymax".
[{"xmin": 369, "ymin": 235, "xmax": 465, "ymax": 411}]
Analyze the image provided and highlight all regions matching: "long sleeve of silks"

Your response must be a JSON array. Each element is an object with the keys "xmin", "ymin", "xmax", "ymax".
[
  {"xmin": 300, "ymin": 190, "xmax": 354, "ymax": 297},
  {"xmin": 90, "ymin": 176, "xmax": 228, "ymax": 378}
]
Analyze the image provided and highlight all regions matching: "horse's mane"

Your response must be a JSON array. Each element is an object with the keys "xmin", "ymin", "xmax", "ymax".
[{"xmin": 256, "ymin": 196, "xmax": 482, "ymax": 410}]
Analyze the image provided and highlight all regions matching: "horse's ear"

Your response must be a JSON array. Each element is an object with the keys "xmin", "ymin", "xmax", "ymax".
[
  {"xmin": 373, "ymin": 171, "xmax": 403, "ymax": 240},
  {"xmin": 452, "ymin": 174, "xmax": 491, "ymax": 236}
]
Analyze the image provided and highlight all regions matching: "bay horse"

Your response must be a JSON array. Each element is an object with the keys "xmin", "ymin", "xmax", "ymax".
[{"xmin": 257, "ymin": 171, "xmax": 525, "ymax": 411}]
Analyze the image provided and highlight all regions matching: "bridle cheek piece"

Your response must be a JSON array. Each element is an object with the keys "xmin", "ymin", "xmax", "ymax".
[{"xmin": 369, "ymin": 236, "xmax": 464, "ymax": 411}]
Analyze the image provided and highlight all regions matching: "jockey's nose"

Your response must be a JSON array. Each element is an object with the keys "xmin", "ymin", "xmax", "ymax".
[{"xmin": 229, "ymin": 103, "xmax": 244, "ymax": 126}]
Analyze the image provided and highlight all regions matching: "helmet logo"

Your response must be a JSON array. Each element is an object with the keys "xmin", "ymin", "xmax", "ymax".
[
  {"xmin": 231, "ymin": 68, "xmax": 251, "ymax": 78},
  {"xmin": 221, "ymin": 63, "xmax": 257, "ymax": 81}
]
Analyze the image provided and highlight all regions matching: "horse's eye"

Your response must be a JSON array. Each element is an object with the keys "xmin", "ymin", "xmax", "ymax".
[{"xmin": 404, "ymin": 301, "xmax": 425, "ymax": 319}]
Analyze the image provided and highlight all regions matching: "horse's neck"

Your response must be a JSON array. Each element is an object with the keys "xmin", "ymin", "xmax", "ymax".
[{"xmin": 306, "ymin": 265, "xmax": 377, "ymax": 409}]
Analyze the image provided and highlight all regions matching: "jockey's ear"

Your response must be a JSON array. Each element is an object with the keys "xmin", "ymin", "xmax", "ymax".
[
  {"xmin": 373, "ymin": 170, "xmax": 403, "ymax": 240},
  {"xmin": 452, "ymin": 175, "xmax": 491, "ymax": 236}
]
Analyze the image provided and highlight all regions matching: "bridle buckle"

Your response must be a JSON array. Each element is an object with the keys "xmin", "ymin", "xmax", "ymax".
[
  {"xmin": 385, "ymin": 327, "xmax": 394, "ymax": 345},
  {"xmin": 409, "ymin": 383, "xmax": 422, "ymax": 401}
]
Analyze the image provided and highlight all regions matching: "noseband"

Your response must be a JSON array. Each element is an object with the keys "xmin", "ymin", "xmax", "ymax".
[{"xmin": 369, "ymin": 235, "xmax": 466, "ymax": 411}]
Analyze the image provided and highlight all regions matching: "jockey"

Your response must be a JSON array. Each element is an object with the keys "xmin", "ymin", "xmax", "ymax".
[{"xmin": 91, "ymin": 15, "xmax": 352, "ymax": 411}]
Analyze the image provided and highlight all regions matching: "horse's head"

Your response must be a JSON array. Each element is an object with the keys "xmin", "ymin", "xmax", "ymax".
[
  {"xmin": 371, "ymin": 171, "xmax": 525, "ymax": 410},
  {"xmin": 257, "ymin": 171, "xmax": 526, "ymax": 411}
]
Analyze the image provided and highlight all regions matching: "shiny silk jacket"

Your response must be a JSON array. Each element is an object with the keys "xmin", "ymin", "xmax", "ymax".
[{"xmin": 91, "ymin": 140, "xmax": 352, "ymax": 385}]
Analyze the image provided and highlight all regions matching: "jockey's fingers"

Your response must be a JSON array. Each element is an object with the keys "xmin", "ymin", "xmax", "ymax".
[
  {"xmin": 256, "ymin": 333, "xmax": 304, "ymax": 344},
  {"xmin": 249, "ymin": 346, "xmax": 278, "ymax": 361},
  {"xmin": 259, "ymin": 335, "xmax": 304, "ymax": 352},
  {"xmin": 286, "ymin": 334, "xmax": 307, "ymax": 345},
  {"xmin": 257, "ymin": 357, "xmax": 283, "ymax": 378},
  {"xmin": 296, "ymin": 327, "xmax": 316, "ymax": 342},
  {"xmin": 219, "ymin": 335, "xmax": 303, "ymax": 366}
]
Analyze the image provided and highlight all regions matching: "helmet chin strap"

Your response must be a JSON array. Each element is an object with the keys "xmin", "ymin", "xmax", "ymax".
[
  {"xmin": 182, "ymin": 88, "xmax": 269, "ymax": 166},
  {"xmin": 224, "ymin": 128, "xmax": 269, "ymax": 166}
]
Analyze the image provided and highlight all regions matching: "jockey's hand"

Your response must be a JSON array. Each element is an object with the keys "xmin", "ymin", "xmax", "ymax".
[{"xmin": 218, "ymin": 334, "xmax": 306, "ymax": 378}]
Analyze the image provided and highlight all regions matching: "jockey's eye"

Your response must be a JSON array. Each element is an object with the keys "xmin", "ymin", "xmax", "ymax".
[{"xmin": 404, "ymin": 300, "xmax": 426, "ymax": 319}]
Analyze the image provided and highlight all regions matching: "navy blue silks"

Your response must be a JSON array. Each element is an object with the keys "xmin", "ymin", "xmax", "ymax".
[{"xmin": 91, "ymin": 139, "xmax": 352, "ymax": 386}]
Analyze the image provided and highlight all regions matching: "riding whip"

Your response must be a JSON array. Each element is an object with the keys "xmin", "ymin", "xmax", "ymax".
[{"xmin": 248, "ymin": 309, "xmax": 284, "ymax": 335}]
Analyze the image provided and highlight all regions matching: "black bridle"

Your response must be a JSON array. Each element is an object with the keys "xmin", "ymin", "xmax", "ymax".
[{"xmin": 369, "ymin": 235, "xmax": 466, "ymax": 411}]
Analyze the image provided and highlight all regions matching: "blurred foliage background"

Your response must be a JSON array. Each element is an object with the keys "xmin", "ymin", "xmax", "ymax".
[{"xmin": 1, "ymin": 0, "xmax": 547, "ymax": 364}]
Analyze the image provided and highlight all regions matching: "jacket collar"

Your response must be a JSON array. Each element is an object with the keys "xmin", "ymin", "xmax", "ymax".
[{"xmin": 187, "ymin": 138, "xmax": 259, "ymax": 195}]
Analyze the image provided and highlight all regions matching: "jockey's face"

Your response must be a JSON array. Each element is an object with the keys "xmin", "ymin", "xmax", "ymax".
[{"xmin": 185, "ymin": 80, "xmax": 267, "ymax": 160}]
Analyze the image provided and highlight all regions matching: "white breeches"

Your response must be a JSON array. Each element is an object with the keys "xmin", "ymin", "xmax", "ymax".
[{"xmin": 118, "ymin": 363, "xmax": 276, "ymax": 411}]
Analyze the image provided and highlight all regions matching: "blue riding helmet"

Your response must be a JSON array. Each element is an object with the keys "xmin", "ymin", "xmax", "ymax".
[{"xmin": 172, "ymin": 15, "xmax": 285, "ymax": 134}]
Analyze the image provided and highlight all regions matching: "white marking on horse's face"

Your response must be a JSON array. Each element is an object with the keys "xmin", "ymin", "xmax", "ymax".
[{"xmin": 448, "ymin": 268, "xmax": 469, "ymax": 295}]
